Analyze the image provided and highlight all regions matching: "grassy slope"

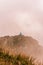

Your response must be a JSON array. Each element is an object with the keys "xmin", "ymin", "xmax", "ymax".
[{"xmin": 0, "ymin": 49, "xmax": 35, "ymax": 65}]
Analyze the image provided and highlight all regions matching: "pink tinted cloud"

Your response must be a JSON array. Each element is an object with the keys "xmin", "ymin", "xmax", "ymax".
[{"xmin": 0, "ymin": 0, "xmax": 43, "ymax": 45}]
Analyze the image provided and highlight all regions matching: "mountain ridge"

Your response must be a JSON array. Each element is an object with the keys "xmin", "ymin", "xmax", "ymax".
[{"xmin": 0, "ymin": 35, "xmax": 43, "ymax": 61}]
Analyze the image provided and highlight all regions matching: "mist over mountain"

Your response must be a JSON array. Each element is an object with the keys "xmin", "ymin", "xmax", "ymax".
[{"xmin": 0, "ymin": 34, "xmax": 43, "ymax": 61}]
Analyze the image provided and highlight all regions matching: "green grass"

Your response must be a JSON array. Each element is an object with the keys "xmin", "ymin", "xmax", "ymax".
[{"xmin": 0, "ymin": 48, "xmax": 41, "ymax": 65}]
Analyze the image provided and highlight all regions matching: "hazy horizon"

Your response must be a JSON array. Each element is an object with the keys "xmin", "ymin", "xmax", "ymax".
[{"xmin": 0, "ymin": 0, "xmax": 43, "ymax": 45}]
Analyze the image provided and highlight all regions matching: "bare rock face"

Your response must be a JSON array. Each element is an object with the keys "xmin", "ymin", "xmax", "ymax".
[{"xmin": 0, "ymin": 35, "xmax": 43, "ymax": 61}]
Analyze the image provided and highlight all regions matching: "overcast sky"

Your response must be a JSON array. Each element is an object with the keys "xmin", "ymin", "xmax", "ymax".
[{"xmin": 0, "ymin": 0, "xmax": 43, "ymax": 45}]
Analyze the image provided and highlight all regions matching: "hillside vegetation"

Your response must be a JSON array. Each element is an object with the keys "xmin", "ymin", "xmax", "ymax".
[
  {"xmin": 0, "ymin": 48, "xmax": 36, "ymax": 65},
  {"xmin": 0, "ymin": 35, "xmax": 43, "ymax": 65}
]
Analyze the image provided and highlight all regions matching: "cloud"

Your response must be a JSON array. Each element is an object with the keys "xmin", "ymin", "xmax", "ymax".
[
  {"xmin": 15, "ymin": 12, "xmax": 42, "ymax": 32},
  {"xmin": 0, "ymin": 0, "xmax": 43, "ymax": 45}
]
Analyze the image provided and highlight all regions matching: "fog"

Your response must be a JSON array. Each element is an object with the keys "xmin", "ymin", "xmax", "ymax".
[{"xmin": 0, "ymin": 0, "xmax": 43, "ymax": 45}]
